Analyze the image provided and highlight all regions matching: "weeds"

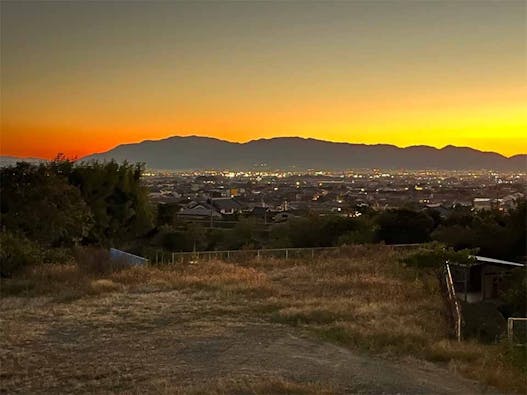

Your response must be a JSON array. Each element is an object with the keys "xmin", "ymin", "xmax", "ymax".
[{"xmin": 1, "ymin": 246, "xmax": 525, "ymax": 393}]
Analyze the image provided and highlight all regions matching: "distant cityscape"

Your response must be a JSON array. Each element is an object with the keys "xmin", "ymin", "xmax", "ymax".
[{"xmin": 145, "ymin": 169, "xmax": 526, "ymax": 225}]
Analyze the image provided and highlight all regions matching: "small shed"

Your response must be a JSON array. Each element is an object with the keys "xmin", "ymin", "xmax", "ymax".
[{"xmin": 450, "ymin": 256, "xmax": 525, "ymax": 303}]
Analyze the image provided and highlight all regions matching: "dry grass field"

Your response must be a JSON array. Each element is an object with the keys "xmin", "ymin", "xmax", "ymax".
[{"xmin": 1, "ymin": 245, "xmax": 525, "ymax": 393}]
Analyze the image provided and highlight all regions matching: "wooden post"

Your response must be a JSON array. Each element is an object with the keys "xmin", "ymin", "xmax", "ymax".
[
  {"xmin": 257, "ymin": 250, "xmax": 260, "ymax": 261},
  {"xmin": 172, "ymin": 253, "xmax": 175, "ymax": 264},
  {"xmin": 227, "ymin": 250, "xmax": 230, "ymax": 260},
  {"xmin": 285, "ymin": 249, "xmax": 289, "ymax": 260},
  {"xmin": 311, "ymin": 248, "xmax": 315, "ymax": 260}
]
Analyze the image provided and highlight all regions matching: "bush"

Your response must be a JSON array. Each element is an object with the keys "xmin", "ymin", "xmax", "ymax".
[
  {"xmin": 0, "ymin": 232, "xmax": 40, "ymax": 277},
  {"xmin": 74, "ymin": 247, "xmax": 128, "ymax": 275},
  {"xmin": 502, "ymin": 267, "xmax": 527, "ymax": 317},
  {"xmin": 0, "ymin": 162, "xmax": 93, "ymax": 248},
  {"xmin": 401, "ymin": 245, "xmax": 477, "ymax": 272},
  {"xmin": 375, "ymin": 208, "xmax": 435, "ymax": 244},
  {"xmin": 41, "ymin": 248, "xmax": 74, "ymax": 264}
]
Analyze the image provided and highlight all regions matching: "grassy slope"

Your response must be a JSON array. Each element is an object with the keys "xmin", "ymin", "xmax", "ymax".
[{"xmin": 1, "ymin": 245, "xmax": 525, "ymax": 393}]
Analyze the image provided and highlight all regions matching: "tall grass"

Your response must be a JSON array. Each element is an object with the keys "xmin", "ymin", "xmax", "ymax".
[{"xmin": 1, "ymin": 245, "xmax": 525, "ymax": 392}]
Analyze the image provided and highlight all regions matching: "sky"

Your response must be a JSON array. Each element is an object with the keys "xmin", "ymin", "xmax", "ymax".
[{"xmin": 1, "ymin": 1, "xmax": 525, "ymax": 159}]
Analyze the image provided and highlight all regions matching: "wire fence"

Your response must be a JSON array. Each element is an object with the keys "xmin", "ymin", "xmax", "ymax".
[
  {"xmin": 508, "ymin": 317, "xmax": 527, "ymax": 346},
  {"xmin": 145, "ymin": 243, "xmax": 424, "ymax": 264}
]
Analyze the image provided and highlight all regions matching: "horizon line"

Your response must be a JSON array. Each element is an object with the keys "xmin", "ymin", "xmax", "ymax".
[
  {"xmin": 93, "ymin": 134, "xmax": 526, "ymax": 159},
  {"xmin": 1, "ymin": 134, "xmax": 525, "ymax": 160}
]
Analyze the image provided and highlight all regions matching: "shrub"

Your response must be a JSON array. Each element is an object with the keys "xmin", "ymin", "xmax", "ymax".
[
  {"xmin": 401, "ymin": 245, "xmax": 477, "ymax": 272},
  {"xmin": 502, "ymin": 267, "xmax": 527, "ymax": 317},
  {"xmin": 0, "ymin": 232, "xmax": 39, "ymax": 277},
  {"xmin": 74, "ymin": 246, "xmax": 128, "ymax": 275}
]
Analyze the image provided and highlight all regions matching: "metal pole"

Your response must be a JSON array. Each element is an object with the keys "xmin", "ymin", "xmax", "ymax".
[{"xmin": 464, "ymin": 267, "xmax": 468, "ymax": 302}]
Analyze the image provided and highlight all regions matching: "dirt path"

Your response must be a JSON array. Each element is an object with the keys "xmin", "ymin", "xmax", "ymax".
[{"xmin": 1, "ymin": 290, "xmax": 497, "ymax": 394}]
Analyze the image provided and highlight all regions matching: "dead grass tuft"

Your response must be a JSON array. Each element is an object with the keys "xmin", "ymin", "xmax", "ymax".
[
  {"xmin": 89, "ymin": 279, "xmax": 122, "ymax": 294},
  {"xmin": 170, "ymin": 377, "xmax": 336, "ymax": 395}
]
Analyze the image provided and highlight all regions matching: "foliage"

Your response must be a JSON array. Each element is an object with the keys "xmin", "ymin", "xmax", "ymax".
[
  {"xmin": 0, "ymin": 231, "xmax": 40, "ymax": 277},
  {"xmin": 67, "ymin": 161, "xmax": 153, "ymax": 245},
  {"xmin": 220, "ymin": 218, "xmax": 265, "ymax": 250},
  {"xmin": 0, "ymin": 160, "xmax": 154, "ymax": 251},
  {"xmin": 375, "ymin": 208, "xmax": 434, "ymax": 244},
  {"xmin": 401, "ymin": 244, "xmax": 477, "ymax": 271},
  {"xmin": 0, "ymin": 162, "xmax": 93, "ymax": 247},
  {"xmin": 74, "ymin": 246, "xmax": 128, "ymax": 275},
  {"xmin": 432, "ymin": 199, "xmax": 526, "ymax": 261},
  {"xmin": 149, "ymin": 223, "xmax": 208, "ymax": 252},
  {"xmin": 156, "ymin": 202, "xmax": 181, "ymax": 226},
  {"xmin": 502, "ymin": 267, "xmax": 527, "ymax": 317},
  {"xmin": 268, "ymin": 215, "xmax": 373, "ymax": 248}
]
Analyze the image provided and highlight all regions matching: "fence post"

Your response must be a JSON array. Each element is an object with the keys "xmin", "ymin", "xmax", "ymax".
[
  {"xmin": 311, "ymin": 248, "xmax": 315, "ymax": 260},
  {"xmin": 508, "ymin": 318, "xmax": 513, "ymax": 342},
  {"xmin": 227, "ymin": 250, "xmax": 230, "ymax": 260},
  {"xmin": 172, "ymin": 253, "xmax": 175, "ymax": 264},
  {"xmin": 285, "ymin": 249, "xmax": 289, "ymax": 260},
  {"xmin": 257, "ymin": 249, "xmax": 261, "ymax": 261},
  {"xmin": 445, "ymin": 264, "xmax": 462, "ymax": 342}
]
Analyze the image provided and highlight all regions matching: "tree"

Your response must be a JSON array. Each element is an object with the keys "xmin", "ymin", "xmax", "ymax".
[
  {"xmin": 156, "ymin": 202, "xmax": 181, "ymax": 227},
  {"xmin": 67, "ymin": 161, "xmax": 153, "ymax": 245},
  {"xmin": 221, "ymin": 218, "xmax": 265, "ymax": 250},
  {"xmin": 0, "ymin": 162, "xmax": 92, "ymax": 247},
  {"xmin": 375, "ymin": 209, "xmax": 434, "ymax": 244},
  {"xmin": 432, "ymin": 199, "xmax": 526, "ymax": 261}
]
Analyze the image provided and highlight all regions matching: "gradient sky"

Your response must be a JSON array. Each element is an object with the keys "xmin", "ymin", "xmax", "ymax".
[{"xmin": 1, "ymin": 1, "xmax": 525, "ymax": 159}]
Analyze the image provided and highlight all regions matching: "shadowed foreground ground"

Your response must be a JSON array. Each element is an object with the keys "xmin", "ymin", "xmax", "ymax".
[
  {"xmin": 1, "ymin": 290, "xmax": 493, "ymax": 394},
  {"xmin": 1, "ymin": 247, "xmax": 520, "ymax": 393}
]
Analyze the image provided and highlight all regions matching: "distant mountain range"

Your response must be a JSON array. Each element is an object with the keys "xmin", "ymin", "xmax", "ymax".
[
  {"xmin": 0, "ymin": 155, "xmax": 48, "ymax": 166},
  {"xmin": 81, "ymin": 136, "xmax": 526, "ymax": 171}
]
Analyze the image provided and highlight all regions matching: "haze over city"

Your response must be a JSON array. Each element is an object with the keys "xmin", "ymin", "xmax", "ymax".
[{"xmin": 1, "ymin": 1, "xmax": 525, "ymax": 159}]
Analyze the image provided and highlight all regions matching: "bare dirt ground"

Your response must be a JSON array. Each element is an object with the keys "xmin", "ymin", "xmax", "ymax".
[{"xmin": 1, "ymin": 289, "xmax": 496, "ymax": 394}]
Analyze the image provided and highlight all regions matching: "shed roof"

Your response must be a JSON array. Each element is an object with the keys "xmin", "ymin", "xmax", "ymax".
[{"xmin": 472, "ymin": 256, "xmax": 525, "ymax": 268}]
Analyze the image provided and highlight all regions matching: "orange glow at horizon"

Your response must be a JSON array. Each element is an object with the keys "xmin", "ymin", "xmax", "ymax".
[
  {"xmin": 1, "ymin": 1, "xmax": 525, "ymax": 159},
  {"xmin": 2, "ymin": 83, "xmax": 525, "ymax": 159}
]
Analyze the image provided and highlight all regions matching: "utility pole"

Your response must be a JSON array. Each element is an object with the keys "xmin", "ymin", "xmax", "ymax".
[{"xmin": 208, "ymin": 198, "xmax": 214, "ymax": 228}]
